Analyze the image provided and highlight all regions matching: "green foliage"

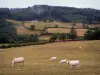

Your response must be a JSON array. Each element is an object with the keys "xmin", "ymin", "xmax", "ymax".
[
  {"xmin": 58, "ymin": 33, "xmax": 67, "ymax": 40},
  {"xmin": 49, "ymin": 33, "xmax": 68, "ymax": 42},
  {"xmin": 68, "ymin": 27, "xmax": 77, "ymax": 40},
  {"xmin": 30, "ymin": 25, "xmax": 35, "ymax": 30},
  {"xmin": 55, "ymin": 24, "xmax": 58, "ymax": 28},
  {"xmin": 72, "ymin": 23, "xmax": 76, "ymax": 27},
  {"xmin": 0, "ymin": 18, "xmax": 17, "ymax": 43},
  {"xmin": 0, "ymin": 41, "xmax": 49, "ymax": 49},
  {"xmin": 16, "ymin": 34, "xmax": 39, "ymax": 43},
  {"xmin": 1, "ymin": 5, "xmax": 100, "ymax": 23},
  {"xmin": 84, "ymin": 28, "xmax": 100, "ymax": 40},
  {"xmin": 49, "ymin": 34, "xmax": 57, "ymax": 42}
]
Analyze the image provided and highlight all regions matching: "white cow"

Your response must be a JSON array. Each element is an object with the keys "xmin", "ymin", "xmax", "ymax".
[
  {"xmin": 60, "ymin": 59, "xmax": 67, "ymax": 64},
  {"xmin": 50, "ymin": 57, "xmax": 57, "ymax": 61},
  {"xmin": 12, "ymin": 57, "xmax": 24, "ymax": 67},
  {"xmin": 66, "ymin": 60, "xmax": 80, "ymax": 68},
  {"xmin": 79, "ymin": 47, "xmax": 82, "ymax": 49},
  {"xmin": 0, "ymin": 49, "xmax": 3, "ymax": 52}
]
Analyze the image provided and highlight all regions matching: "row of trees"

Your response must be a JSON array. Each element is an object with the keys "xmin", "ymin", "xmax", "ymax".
[
  {"xmin": 1, "ymin": 5, "xmax": 100, "ymax": 23},
  {"xmin": 0, "ymin": 17, "xmax": 39, "ymax": 43},
  {"xmin": 15, "ymin": 34, "xmax": 39, "ymax": 43},
  {"xmin": 49, "ymin": 26, "xmax": 100, "ymax": 42},
  {"xmin": 84, "ymin": 28, "xmax": 100, "ymax": 40},
  {"xmin": 0, "ymin": 17, "xmax": 17, "ymax": 43},
  {"xmin": 49, "ymin": 26, "xmax": 77, "ymax": 42}
]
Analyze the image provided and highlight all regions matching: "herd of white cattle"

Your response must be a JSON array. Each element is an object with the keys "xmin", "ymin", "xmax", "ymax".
[
  {"xmin": 12, "ymin": 56, "xmax": 80, "ymax": 69},
  {"xmin": 0, "ymin": 47, "xmax": 81, "ymax": 69}
]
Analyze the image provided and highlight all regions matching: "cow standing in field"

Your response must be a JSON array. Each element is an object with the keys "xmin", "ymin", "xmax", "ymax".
[
  {"xmin": 0, "ymin": 49, "xmax": 3, "ymax": 52},
  {"xmin": 12, "ymin": 57, "xmax": 24, "ymax": 67},
  {"xmin": 50, "ymin": 57, "xmax": 57, "ymax": 61},
  {"xmin": 60, "ymin": 59, "xmax": 67, "ymax": 64},
  {"xmin": 66, "ymin": 60, "xmax": 80, "ymax": 69}
]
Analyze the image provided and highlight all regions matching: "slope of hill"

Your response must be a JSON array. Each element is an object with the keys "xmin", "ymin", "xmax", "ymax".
[
  {"xmin": 1, "ymin": 5, "xmax": 100, "ymax": 23},
  {"xmin": 1, "ymin": 40, "xmax": 100, "ymax": 75}
]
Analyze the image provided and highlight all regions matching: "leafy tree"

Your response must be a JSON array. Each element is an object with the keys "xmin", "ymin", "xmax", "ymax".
[
  {"xmin": 93, "ymin": 29, "xmax": 100, "ymax": 40},
  {"xmin": 58, "ymin": 33, "xmax": 67, "ymax": 40},
  {"xmin": 84, "ymin": 29, "xmax": 94, "ymax": 40},
  {"xmin": 16, "ymin": 34, "xmax": 39, "ymax": 43},
  {"xmin": 55, "ymin": 24, "xmax": 58, "ymax": 28},
  {"xmin": 68, "ymin": 26, "xmax": 77, "ymax": 40},
  {"xmin": 0, "ymin": 18, "xmax": 17, "ymax": 43},
  {"xmin": 30, "ymin": 25, "xmax": 35, "ymax": 30},
  {"xmin": 1, "ymin": 5, "xmax": 100, "ymax": 23},
  {"xmin": 84, "ymin": 28, "xmax": 100, "ymax": 40},
  {"xmin": 49, "ymin": 34, "xmax": 57, "ymax": 42},
  {"xmin": 72, "ymin": 23, "xmax": 76, "ymax": 27}
]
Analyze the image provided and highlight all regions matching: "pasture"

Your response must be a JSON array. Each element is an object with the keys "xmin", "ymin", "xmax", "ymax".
[
  {"xmin": 7, "ymin": 19, "xmax": 100, "ymax": 36},
  {"xmin": 0, "ymin": 40, "xmax": 100, "ymax": 75},
  {"xmin": 46, "ymin": 28, "xmax": 87, "ymax": 36},
  {"xmin": 7, "ymin": 19, "xmax": 84, "ymax": 30}
]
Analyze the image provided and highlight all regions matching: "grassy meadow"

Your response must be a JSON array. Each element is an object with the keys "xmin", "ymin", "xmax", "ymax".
[
  {"xmin": 7, "ymin": 19, "xmax": 100, "ymax": 36},
  {"xmin": 0, "ymin": 40, "xmax": 100, "ymax": 75}
]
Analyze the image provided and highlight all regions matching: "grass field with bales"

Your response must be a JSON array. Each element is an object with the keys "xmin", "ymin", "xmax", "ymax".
[{"xmin": 0, "ymin": 40, "xmax": 100, "ymax": 75}]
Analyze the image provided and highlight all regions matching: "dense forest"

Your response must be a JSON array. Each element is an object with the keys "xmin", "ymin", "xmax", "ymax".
[{"xmin": 0, "ymin": 5, "xmax": 100, "ymax": 23}]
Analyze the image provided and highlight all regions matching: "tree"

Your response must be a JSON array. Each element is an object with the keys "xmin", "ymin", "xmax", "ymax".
[
  {"xmin": 72, "ymin": 23, "xmax": 76, "ymax": 27},
  {"xmin": 58, "ymin": 33, "xmax": 67, "ymax": 40},
  {"xmin": 84, "ymin": 29, "xmax": 94, "ymax": 40},
  {"xmin": 93, "ymin": 29, "xmax": 100, "ymax": 40},
  {"xmin": 49, "ymin": 34, "xmax": 57, "ymax": 42},
  {"xmin": 0, "ymin": 17, "xmax": 17, "ymax": 43},
  {"xmin": 55, "ymin": 24, "xmax": 58, "ymax": 28},
  {"xmin": 84, "ymin": 28, "xmax": 100, "ymax": 40},
  {"xmin": 68, "ymin": 26, "xmax": 77, "ymax": 40},
  {"xmin": 30, "ymin": 25, "xmax": 35, "ymax": 30}
]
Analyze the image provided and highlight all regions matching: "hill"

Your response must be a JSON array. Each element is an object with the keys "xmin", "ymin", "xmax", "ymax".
[{"xmin": 0, "ymin": 5, "xmax": 100, "ymax": 23}]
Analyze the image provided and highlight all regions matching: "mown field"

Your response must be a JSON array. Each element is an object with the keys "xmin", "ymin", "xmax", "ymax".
[{"xmin": 0, "ymin": 40, "xmax": 100, "ymax": 75}]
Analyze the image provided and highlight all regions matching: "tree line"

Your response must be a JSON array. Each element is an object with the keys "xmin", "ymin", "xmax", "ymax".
[
  {"xmin": 0, "ymin": 5, "xmax": 100, "ymax": 23},
  {"xmin": 49, "ymin": 27, "xmax": 100, "ymax": 42},
  {"xmin": 0, "ymin": 17, "xmax": 39, "ymax": 43}
]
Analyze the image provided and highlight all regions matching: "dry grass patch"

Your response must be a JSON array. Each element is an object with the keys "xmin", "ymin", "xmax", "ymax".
[
  {"xmin": 16, "ymin": 26, "xmax": 41, "ymax": 35},
  {"xmin": 0, "ymin": 40, "xmax": 100, "ymax": 75},
  {"xmin": 46, "ymin": 28, "xmax": 87, "ymax": 36}
]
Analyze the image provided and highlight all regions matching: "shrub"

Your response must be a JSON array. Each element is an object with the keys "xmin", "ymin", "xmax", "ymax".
[
  {"xmin": 68, "ymin": 26, "xmax": 77, "ymax": 40},
  {"xmin": 84, "ymin": 28, "xmax": 100, "ymax": 40}
]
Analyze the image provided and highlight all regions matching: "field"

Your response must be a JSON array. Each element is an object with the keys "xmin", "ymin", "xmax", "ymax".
[
  {"xmin": 0, "ymin": 40, "xmax": 100, "ymax": 75},
  {"xmin": 16, "ymin": 25, "xmax": 41, "ymax": 35},
  {"xmin": 46, "ymin": 28, "xmax": 87, "ymax": 36},
  {"xmin": 7, "ymin": 19, "xmax": 84, "ymax": 30},
  {"xmin": 7, "ymin": 19, "xmax": 100, "ymax": 36}
]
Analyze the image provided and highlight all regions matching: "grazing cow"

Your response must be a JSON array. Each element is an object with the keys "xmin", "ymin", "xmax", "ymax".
[
  {"xmin": 50, "ymin": 57, "xmax": 57, "ymax": 61},
  {"xmin": 12, "ymin": 57, "xmax": 24, "ymax": 67},
  {"xmin": 66, "ymin": 60, "xmax": 80, "ymax": 69},
  {"xmin": 0, "ymin": 49, "xmax": 3, "ymax": 52},
  {"xmin": 60, "ymin": 59, "xmax": 67, "ymax": 64},
  {"xmin": 79, "ymin": 47, "xmax": 82, "ymax": 49}
]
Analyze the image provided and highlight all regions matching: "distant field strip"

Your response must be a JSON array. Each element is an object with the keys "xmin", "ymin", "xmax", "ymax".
[{"xmin": 46, "ymin": 28, "xmax": 87, "ymax": 36}]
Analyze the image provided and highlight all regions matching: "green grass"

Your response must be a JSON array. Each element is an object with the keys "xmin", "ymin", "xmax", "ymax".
[{"xmin": 0, "ymin": 40, "xmax": 100, "ymax": 75}]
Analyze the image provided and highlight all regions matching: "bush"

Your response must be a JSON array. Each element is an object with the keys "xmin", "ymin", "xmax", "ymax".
[
  {"xmin": 84, "ymin": 28, "xmax": 100, "ymax": 40},
  {"xmin": 49, "ymin": 34, "xmax": 57, "ymax": 42},
  {"xmin": 68, "ymin": 26, "xmax": 77, "ymax": 40},
  {"xmin": 58, "ymin": 33, "xmax": 67, "ymax": 40},
  {"xmin": 30, "ymin": 25, "xmax": 35, "ymax": 30}
]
